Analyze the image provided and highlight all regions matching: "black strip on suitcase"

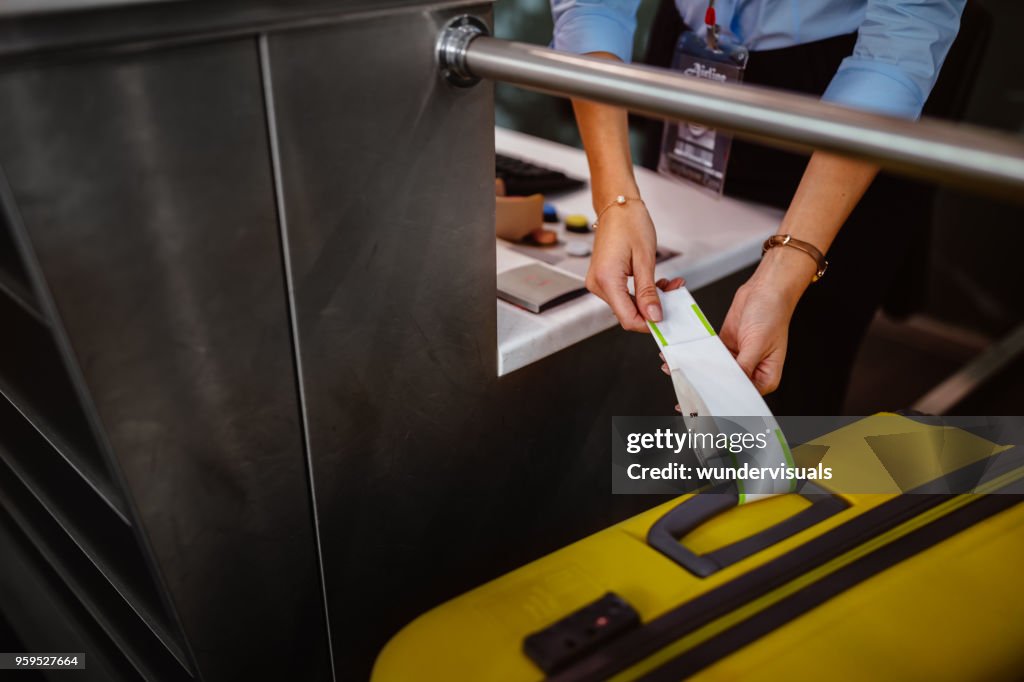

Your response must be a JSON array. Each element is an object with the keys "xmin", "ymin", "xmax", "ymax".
[
  {"xmin": 646, "ymin": 484, "xmax": 850, "ymax": 578},
  {"xmin": 548, "ymin": 448, "xmax": 1024, "ymax": 682},
  {"xmin": 641, "ymin": 488, "xmax": 1023, "ymax": 681}
]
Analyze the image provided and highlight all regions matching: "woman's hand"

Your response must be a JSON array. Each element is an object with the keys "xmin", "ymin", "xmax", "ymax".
[
  {"xmin": 586, "ymin": 201, "xmax": 667, "ymax": 332},
  {"xmin": 567, "ymin": 63, "xmax": 675, "ymax": 333},
  {"xmin": 717, "ymin": 152, "xmax": 878, "ymax": 395},
  {"xmin": 720, "ymin": 246, "xmax": 815, "ymax": 395}
]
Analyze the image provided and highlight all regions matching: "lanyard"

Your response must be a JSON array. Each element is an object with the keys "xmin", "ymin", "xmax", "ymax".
[
  {"xmin": 704, "ymin": 0, "xmax": 720, "ymax": 50},
  {"xmin": 657, "ymin": 5, "xmax": 748, "ymax": 195}
]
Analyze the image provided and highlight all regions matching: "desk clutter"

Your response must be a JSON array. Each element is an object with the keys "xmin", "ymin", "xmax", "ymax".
[
  {"xmin": 494, "ymin": 155, "xmax": 597, "ymax": 311},
  {"xmin": 495, "ymin": 154, "xmax": 589, "ymax": 249},
  {"xmin": 496, "ymin": 263, "xmax": 587, "ymax": 314},
  {"xmin": 494, "ymin": 149, "xmax": 684, "ymax": 315},
  {"xmin": 495, "ymin": 152, "xmax": 585, "ymax": 196},
  {"xmin": 496, "ymin": 166, "xmax": 681, "ymax": 313}
]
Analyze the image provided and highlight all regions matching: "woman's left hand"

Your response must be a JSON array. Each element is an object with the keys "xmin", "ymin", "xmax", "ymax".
[{"xmin": 720, "ymin": 246, "xmax": 815, "ymax": 395}]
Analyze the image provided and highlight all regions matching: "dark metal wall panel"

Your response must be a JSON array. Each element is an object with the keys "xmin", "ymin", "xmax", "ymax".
[
  {"xmin": 0, "ymin": 510, "xmax": 142, "ymax": 682},
  {"xmin": 268, "ymin": 5, "xmax": 679, "ymax": 677},
  {"xmin": 0, "ymin": 0, "xmax": 489, "ymax": 63},
  {"xmin": 266, "ymin": 6, "xmax": 498, "ymax": 675},
  {"xmin": 0, "ymin": 40, "xmax": 330, "ymax": 680}
]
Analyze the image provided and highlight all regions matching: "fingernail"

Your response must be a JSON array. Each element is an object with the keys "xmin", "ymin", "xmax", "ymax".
[
  {"xmin": 646, "ymin": 305, "xmax": 662, "ymax": 322},
  {"xmin": 660, "ymin": 363, "xmax": 669, "ymax": 375}
]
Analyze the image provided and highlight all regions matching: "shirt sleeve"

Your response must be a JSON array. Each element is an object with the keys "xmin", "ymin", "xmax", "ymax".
[
  {"xmin": 550, "ymin": 0, "xmax": 641, "ymax": 63},
  {"xmin": 822, "ymin": 0, "xmax": 966, "ymax": 119}
]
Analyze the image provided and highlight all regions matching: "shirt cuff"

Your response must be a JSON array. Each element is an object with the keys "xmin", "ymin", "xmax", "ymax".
[
  {"xmin": 552, "ymin": 10, "xmax": 636, "ymax": 63},
  {"xmin": 822, "ymin": 58, "xmax": 927, "ymax": 120}
]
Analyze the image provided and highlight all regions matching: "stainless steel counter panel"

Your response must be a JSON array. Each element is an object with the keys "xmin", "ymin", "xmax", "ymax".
[
  {"xmin": 0, "ymin": 38, "xmax": 330, "ymax": 680},
  {"xmin": 268, "ymin": 5, "xmax": 684, "ymax": 677},
  {"xmin": 0, "ymin": 0, "xmax": 487, "ymax": 62},
  {"xmin": 265, "ymin": 5, "xmax": 498, "ymax": 674}
]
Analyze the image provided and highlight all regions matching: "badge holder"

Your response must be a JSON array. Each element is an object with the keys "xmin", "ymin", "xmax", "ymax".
[{"xmin": 658, "ymin": 6, "xmax": 747, "ymax": 195}]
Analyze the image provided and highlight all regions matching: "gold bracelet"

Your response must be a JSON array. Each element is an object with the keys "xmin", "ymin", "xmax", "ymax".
[
  {"xmin": 592, "ymin": 195, "xmax": 643, "ymax": 229},
  {"xmin": 762, "ymin": 234, "xmax": 829, "ymax": 282}
]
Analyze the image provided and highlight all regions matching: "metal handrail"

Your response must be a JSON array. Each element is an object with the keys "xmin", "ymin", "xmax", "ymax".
[{"xmin": 437, "ymin": 17, "xmax": 1024, "ymax": 199}]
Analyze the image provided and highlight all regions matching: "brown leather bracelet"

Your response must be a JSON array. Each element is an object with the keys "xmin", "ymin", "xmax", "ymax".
[{"xmin": 762, "ymin": 234, "xmax": 829, "ymax": 282}]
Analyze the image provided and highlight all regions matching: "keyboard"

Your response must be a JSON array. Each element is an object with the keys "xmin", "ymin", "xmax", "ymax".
[{"xmin": 496, "ymin": 153, "xmax": 586, "ymax": 196}]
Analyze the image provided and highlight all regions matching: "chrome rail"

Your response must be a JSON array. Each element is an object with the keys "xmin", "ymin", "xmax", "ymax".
[{"xmin": 438, "ymin": 16, "xmax": 1024, "ymax": 198}]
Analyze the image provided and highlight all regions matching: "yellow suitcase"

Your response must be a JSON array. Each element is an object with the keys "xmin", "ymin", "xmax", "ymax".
[{"xmin": 372, "ymin": 415, "xmax": 1024, "ymax": 681}]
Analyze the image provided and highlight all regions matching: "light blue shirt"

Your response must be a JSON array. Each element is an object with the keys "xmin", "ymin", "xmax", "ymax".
[{"xmin": 551, "ymin": 0, "xmax": 965, "ymax": 119}]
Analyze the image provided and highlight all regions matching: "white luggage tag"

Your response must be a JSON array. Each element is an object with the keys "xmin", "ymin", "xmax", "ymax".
[{"xmin": 648, "ymin": 288, "xmax": 795, "ymax": 503}]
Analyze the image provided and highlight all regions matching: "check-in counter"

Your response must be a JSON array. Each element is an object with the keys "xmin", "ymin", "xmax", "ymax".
[{"xmin": 494, "ymin": 127, "xmax": 782, "ymax": 375}]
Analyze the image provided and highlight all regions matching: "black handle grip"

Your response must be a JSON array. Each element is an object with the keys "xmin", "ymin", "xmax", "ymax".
[{"xmin": 646, "ymin": 484, "xmax": 848, "ymax": 578}]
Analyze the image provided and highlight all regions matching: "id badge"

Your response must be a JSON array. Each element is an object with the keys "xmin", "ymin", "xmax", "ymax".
[{"xmin": 658, "ymin": 31, "xmax": 748, "ymax": 195}]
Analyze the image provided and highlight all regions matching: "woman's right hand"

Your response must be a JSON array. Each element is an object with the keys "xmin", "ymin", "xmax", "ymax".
[
  {"xmin": 586, "ymin": 199, "xmax": 669, "ymax": 332},
  {"xmin": 567, "ymin": 69, "xmax": 676, "ymax": 332}
]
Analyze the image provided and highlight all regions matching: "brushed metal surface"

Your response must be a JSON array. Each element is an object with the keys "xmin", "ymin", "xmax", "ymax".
[
  {"xmin": 0, "ymin": 510, "xmax": 143, "ymax": 681},
  {"xmin": 0, "ymin": 0, "xmax": 487, "ymax": 63},
  {"xmin": 267, "ymin": 5, "xmax": 679, "ymax": 677},
  {"xmin": 0, "ymin": 39, "xmax": 330, "ymax": 680}
]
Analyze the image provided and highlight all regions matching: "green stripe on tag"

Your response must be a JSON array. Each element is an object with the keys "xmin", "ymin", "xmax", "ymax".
[
  {"xmin": 649, "ymin": 321, "xmax": 668, "ymax": 347},
  {"xmin": 691, "ymin": 304, "xmax": 715, "ymax": 336}
]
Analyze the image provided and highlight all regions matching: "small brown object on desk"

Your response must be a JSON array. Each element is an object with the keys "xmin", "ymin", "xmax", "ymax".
[{"xmin": 496, "ymin": 178, "xmax": 557, "ymax": 245}]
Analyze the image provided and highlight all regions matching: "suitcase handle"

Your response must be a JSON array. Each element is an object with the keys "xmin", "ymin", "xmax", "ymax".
[{"xmin": 646, "ymin": 485, "xmax": 848, "ymax": 577}]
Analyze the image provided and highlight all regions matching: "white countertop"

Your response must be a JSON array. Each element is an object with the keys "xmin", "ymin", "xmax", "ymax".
[{"xmin": 495, "ymin": 127, "xmax": 784, "ymax": 376}]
